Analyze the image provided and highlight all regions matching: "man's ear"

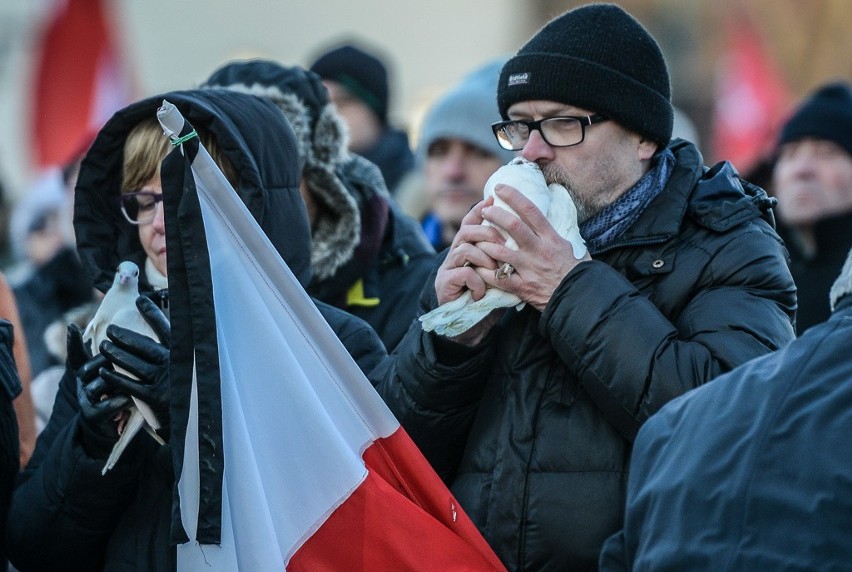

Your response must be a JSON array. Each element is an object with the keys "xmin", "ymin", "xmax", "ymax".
[{"xmin": 637, "ymin": 137, "xmax": 659, "ymax": 161}]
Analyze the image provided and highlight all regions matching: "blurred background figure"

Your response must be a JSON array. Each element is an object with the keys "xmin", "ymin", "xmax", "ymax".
[
  {"xmin": 0, "ymin": 318, "xmax": 23, "ymax": 571},
  {"xmin": 403, "ymin": 58, "xmax": 515, "ymax": 252},
  {"xmin": 11, "ymin": 136, "xmax": 96, "ymax": 382},
  {"xmin": 0, "ymin": 273, "xmax": 35, "ymax": 470},
  {"xmin": 770, "ymin": 81, "xmax": 852, "ymax": 334},
  {"xmin": 309, "ymin": 40, "xmax": 415, "ymax": 195}
]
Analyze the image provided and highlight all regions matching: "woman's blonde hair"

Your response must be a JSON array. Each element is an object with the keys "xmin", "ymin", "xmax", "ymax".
[{"xmin": 121, "ymin": 117, "xmax": 238, "ymax": 194}]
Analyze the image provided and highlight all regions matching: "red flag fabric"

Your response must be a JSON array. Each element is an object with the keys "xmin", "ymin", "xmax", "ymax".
[
  {"xmin": 31, "ymin": 0, "xmax": 132, "ymax": 168},
  {"xmin": 156, "ymin": 101, "xmax": 506, "ymax": 572},
  {"xmin": 711, "ymin": 19, "xmax": 792, "ymax": 173}
]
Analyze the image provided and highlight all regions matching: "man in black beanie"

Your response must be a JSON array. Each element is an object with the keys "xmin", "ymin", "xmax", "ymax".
[
  {"xmin": 770, "ymin": 81, "xmax": 852, "ymax": 334},
  {"xmin": 309, "ymin": 41, "xmax": 416, "ymax": 194},
  {"xmin": 371, "ymin": 3, "xmax": 796, "ymax": 570}
]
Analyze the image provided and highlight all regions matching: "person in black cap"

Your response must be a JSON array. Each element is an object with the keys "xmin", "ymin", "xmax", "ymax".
[
  {"xmin": 309, "ymin": 41, "xmax": 416, "ymax": 194},
  {"xmin": 769, "ymin": 81, "xmax": 852, "ymax": 334},
  {"xmin": 370, "ymin": 3, "xmax": 796, "ymax": 569}
]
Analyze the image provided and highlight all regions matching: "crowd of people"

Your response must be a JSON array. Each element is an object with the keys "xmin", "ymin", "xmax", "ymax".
[{"xmin": 0, "ymin": 2, "xmax": 850, "ymax": 570}]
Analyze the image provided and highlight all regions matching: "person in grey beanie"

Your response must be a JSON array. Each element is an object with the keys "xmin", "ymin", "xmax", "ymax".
[
  {"xmin": 370, "ymin": 3, "xmax": 796, "ymax": 569},
  {"xmin": 769, "ymin": 81, "xmax": 852, "ymax": 334},
  {"xmin": 415, "ymin": 58, "xmax": 515, "ymax": 251}
]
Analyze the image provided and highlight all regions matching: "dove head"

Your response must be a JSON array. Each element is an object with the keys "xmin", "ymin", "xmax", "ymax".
[
  {"xmin": 483, "ymin": 157, "xmax": 550, "ymax": 207},
  {"xmin": 115, "ymin": 261, "xmax": 141, "ymax": 288}
]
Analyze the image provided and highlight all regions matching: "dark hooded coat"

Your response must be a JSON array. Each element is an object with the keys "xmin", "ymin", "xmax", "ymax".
[
  {"xmin": 6, "ymin": 90, "xmax": 385, "ymax": 571},
  {"xmin": 371, "ymin": 141, "xmax": 797, "ymax": 571},
  {"xmin": 600, "ymin": 294, "xmax": 852, "ymax": 571}
]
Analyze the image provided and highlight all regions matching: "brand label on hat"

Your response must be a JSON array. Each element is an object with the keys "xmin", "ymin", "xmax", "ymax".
[{"xmin": 508, "ymin": 72, "xmax": 530, "ymax": 86}]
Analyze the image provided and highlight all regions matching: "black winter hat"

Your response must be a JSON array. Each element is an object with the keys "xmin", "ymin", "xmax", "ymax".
[
  {"xmin": 309, "ymin": 44, "xmax": 389, "ymax": 124},
  {"xmin": 778, "ymin": 81, "xmax": 852, "ymax": 157},
  {"xmin": 497, "ymin": 3, "xmax": 673, "ymax": 147}
]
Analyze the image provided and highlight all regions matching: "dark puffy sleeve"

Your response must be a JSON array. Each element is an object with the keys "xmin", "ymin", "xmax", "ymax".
[
  {"xmin": 540, "ymin": 220, "xmax": 795, "ymax": 441},
  {"xmin": 369, "ymin": 267, "xmax": 497, "ymax": 482}
]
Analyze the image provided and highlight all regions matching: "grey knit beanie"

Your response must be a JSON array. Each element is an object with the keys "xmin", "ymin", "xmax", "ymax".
[
  {"xmin": 418, "ymin": 58, "xmax": 516, "ymax": 165},
  {"xmin": 497, "ymin": 3, "xmax": 673, "ymax": 147}
]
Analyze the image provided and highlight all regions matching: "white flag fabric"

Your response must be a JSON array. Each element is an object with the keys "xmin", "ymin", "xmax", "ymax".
[{"xmin": 157, "ymin": 101, "xmax": 505, "ymax": 571}]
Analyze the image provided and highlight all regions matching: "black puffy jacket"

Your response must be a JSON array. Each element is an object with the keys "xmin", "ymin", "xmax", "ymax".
[
  {"xmin": 372, "ymin": 141, "xmax": 797, "ymax": 571},
  {"xmin": 7, "ymin": 90, "xmax": 386, "ymax": 571}
]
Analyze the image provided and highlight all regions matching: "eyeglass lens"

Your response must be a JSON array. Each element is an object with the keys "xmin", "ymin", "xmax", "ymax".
[
  {"xmin": 121, "ymin": 192, "xmax": 162, "ymax": 225},
  {"xmin": 497, "ymin": 117, "xmax": 587, "ymax": 150}
]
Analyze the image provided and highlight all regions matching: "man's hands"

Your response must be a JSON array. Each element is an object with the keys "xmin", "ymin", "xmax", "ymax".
[{"xmin": 436, "ymin": 184, "xmax": 590, "ymax": 319}]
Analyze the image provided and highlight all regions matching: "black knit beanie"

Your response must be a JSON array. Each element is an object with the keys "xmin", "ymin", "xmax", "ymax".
[
  {"xmin": 498, "ymin": 3, "xmax": 673, "ymax": 147},
  {"xmin": 778, "ymin": 81, "xmax": 852, "ymax": 157},
  {"xmin": 309, "ymin": 44, "xmax": 389, "ymax": 124}
]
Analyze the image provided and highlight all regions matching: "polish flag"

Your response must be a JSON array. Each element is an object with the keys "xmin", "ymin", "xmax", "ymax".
[
  {"xmin": 711, "ymin": 17, "xmax": 791, "ymax": 173},
  {"xmin": 156, "ymin": 101, "xmax": 505, "ymax": 572},
  {"xmin": 31, "ymin": 0, "xmax": 133, "ymax": 169}
]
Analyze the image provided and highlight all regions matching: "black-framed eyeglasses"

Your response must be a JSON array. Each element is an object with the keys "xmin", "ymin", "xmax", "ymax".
[
  {"xmin": 491, "ymin": 114, "xmax": 608, "ymax": 151},
  {"xmin": 116, "ymin": 191, "xmax": 164, "ymax": 225}
]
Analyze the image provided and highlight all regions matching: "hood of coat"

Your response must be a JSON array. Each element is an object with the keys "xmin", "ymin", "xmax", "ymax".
[
  {"xmin": 201, "ymin": 60, "xmax": 362, "ymax": 282},
  {"xmin": 74, "ymin": 89, "xmax": 312, "ymax": 295}
]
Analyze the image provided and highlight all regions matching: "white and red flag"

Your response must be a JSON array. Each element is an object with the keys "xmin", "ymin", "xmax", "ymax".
[
  {"xmin": 156, "ymin": 101, "xmax": 505, "ymax": 572},
  {"xmin": 30, "ymin": 0, "xmax": 133, "ymax": 169}
]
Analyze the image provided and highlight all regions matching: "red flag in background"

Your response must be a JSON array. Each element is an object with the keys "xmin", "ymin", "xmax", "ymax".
[
  {"xmin": 711, "ymin": 18, "xmax": 792, "ymax": 173},
  {"xmin": 30, "ymin": 0, "xmax": 134, "ymax": 169}
]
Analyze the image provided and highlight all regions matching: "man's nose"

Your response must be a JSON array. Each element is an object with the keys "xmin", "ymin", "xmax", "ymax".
[{"xmin": 521, "ymin": 129, "xmax": 555, "ymax": 162}]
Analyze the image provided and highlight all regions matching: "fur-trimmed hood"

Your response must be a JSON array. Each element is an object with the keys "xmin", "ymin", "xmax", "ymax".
[{"xmin": 203, "ymin": 60, "xmax": 361, "ymax": 281}]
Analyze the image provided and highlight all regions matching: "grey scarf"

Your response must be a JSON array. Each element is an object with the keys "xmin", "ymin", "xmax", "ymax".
[{"xmin": 580, "ymin": 148, "xmax": 675, "ymax": 254}]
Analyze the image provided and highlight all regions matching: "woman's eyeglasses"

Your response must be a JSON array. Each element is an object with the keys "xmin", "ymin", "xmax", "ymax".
[{"xmin": 117, "ymin": 192, "xmax": 164, "ymax": 225}]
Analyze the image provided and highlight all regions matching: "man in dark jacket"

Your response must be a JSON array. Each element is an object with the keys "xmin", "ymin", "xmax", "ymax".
[
  {"xmin": 600, "ymin": 245, "xmax": 852, "ymax": 570},
  {"xmin": 203, "ymin": 61, "xmax": 436, "ymax": 352},
  {"xmin": 370, "ymin": 4, "xmax": 796, "ymax": 570},
  {"xmin": 770, "ymin": 81, "xmax": 852, "ymax": 334},
  {"xmin": 6, "ymin": 90, "xmax": 386, "ymax": 571}
]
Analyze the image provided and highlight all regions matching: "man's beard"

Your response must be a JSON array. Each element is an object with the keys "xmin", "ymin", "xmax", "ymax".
[{"xmin": 540, "ymin": 162, "xmax": 598, "ymax": 224}]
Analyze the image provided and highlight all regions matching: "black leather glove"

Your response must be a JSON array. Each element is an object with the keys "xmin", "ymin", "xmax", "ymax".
[
  {"xmin": 98, "ymin": 296, "xmax": 171, "ymax": 441},
  {"xmin": 68, "ymin": 323, "xmax": 130, "ymax": 458}
]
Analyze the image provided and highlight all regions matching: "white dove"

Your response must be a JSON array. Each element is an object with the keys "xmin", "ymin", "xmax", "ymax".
[
  {"xmin": 419, "ymin": 157, "xmax": 586, "ymax": 337},
  {"xmin": 83, "ymin": 260, "xmax": 165, "ymax": 475}
]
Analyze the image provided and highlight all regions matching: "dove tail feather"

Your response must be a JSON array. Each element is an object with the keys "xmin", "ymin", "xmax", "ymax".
[
  {"xmin": 143, "ymin": 423, "xmax": 166, "ymax": 446},
  {"xmin": 418, "ymin": 291, "xmax": 474, "ymax": 332},
  {"xmin": 102, "ymin": 409, "xmax": 145, "ymax": 475},
  {"xmin": 419, "ymin": 290, "xmax": 507, "ymax": 338}
]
